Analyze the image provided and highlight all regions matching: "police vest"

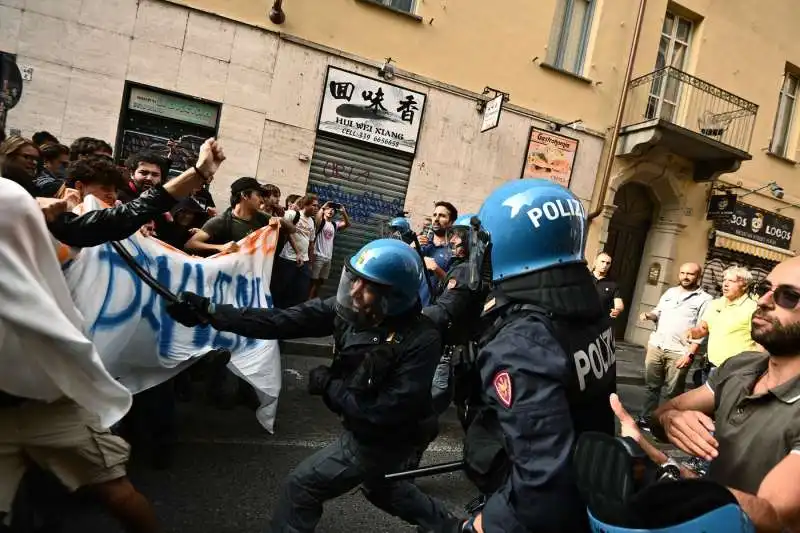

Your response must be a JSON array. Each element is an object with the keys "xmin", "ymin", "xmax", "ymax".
[{"xmin": 464, "ymin": 303, "xmax": 616, "ymax": 493}]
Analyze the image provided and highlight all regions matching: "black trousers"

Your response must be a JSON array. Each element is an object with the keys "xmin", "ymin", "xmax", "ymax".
[{"xmin": 268, "ymin": 431, "xmax": 454, "ymax": 532}]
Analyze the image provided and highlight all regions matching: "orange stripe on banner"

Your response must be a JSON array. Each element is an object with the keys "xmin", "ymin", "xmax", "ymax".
[{"xmin": 57, "ymin": 243, "xmax": 72, "ymax": 263}]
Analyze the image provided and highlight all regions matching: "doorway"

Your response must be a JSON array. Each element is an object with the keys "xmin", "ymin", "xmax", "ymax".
[{"xmin": 604, "ymin": 182, "xmax": 655, "ymax": 339}]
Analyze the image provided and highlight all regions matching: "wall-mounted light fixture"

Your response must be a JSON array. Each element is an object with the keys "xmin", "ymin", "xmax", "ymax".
[
  {"xmin": 269, "ymin": 0, "xmax": 286, "ymax": 24},
  {"xmin": 547, "ymin": 119, "xmax": 582, "ymax": 132},
  {"xmin": 378, "ymin": 58, "xmax": 395, "ymax": 81},
  {"xmin": 739, "ymin": 181, "xmax": 784, "ymax": 200}
]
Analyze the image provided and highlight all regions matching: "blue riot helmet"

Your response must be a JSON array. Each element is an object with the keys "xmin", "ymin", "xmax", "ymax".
[
  {"xmin": 383, "ymin": 216, "xmax": 415, "ymax": 245},
  {"xmin": 448, "ymin": 214, "xmax": 475, "ymax": 259},
  {"xmin": 588, "ymin": 503, "xmax": 755, "ymax": 533},
  {"xmin": 478, "ymin": 178, "xmax": 587, "ymax": 282},
  {"xmin": 336, "ymin": 238, "xmax": 424, "ymax": 325}
]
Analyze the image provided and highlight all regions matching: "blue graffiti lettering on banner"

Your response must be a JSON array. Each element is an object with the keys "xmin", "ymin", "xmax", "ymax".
[
  {"xmin": 309, "ymin": 183, "xmax": 403, "ymax": 224},
  {"xmin": 93, "ymin": 242, "xmax": 272, "ymax": 355}
]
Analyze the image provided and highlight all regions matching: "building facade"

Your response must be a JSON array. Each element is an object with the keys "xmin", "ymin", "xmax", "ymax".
[
  {"xmin": 586, "ymin": 1, "xmax": 800, "ymax": 344},
  {"xmin": 0, "ymin": 0, "xmax": 607, "ymax": 292},
  {"xmin": 2, "ymin": 0, "xmax": 799, "ymax": 341}
]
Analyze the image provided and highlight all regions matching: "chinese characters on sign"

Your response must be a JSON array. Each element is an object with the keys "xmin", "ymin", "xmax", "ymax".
[
  {"xmin": 715, "ymin": 201, "xmax": 794, "ymax": 250},
  {"xmin": 520, "ymin": 127, "xmax": 579, "ymax": 187},
  {"xmin": 318, "ymin": 67, "xmax": 427, "ymax": 155}
]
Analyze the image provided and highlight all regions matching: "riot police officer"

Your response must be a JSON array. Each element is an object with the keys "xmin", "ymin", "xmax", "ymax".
[
  {"xmin": 457, "ymin": 179, "xmax": 616, "ymax": 533},
  {"xmin": 423, "ymin": 214, "xmax": 489, "ymax": 423},
  {"xmin": 165, "ymin": 238, "xmax": 455, "ymax": 533}
]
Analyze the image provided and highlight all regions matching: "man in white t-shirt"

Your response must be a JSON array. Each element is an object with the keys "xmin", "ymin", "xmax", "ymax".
[
  {"xmin": 310, "ymin": 201, "xmax": 351, "ymax": 299},
  {"xmin": 271, "ymin": 193, "xmax": 319, "ymax": 308}
]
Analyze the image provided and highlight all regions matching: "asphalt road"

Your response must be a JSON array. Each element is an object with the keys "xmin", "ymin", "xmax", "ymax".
[{"xmin": 42, "ymin": 354, "xmax": 647, "ymax": 532}]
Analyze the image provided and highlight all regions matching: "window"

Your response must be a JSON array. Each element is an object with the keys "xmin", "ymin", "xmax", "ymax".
[
  {"xmin": 378, "ymin": 0, "xmax": 415, "ymax": 13},
  {"xmin": 546, "ymin": 0, "xmax": 595, "ymax": 75},
  {"xmin": 770, "ymin": 72, "xmax": 799, "ymax": 157},
  {"xmin": 646, "ymin": 12, "xmax": 693, "ymax": 121}
]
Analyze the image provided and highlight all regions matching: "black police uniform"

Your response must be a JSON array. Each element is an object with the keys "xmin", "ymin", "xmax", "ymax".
[
  {"xmin": 464, "ymin": 263, "xmax": 616, "ymax": 533},
  {"xmin": 197, "ymin": 296, "xmax": 455, "ymax": 532},
  {"xmin": 423, "ymin": 258, "xmax": 487, "ymax": 422}
]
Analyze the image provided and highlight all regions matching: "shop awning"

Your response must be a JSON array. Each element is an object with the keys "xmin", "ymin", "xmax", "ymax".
[{"xmin": 714, "ymin": 231, "xmax": 796, "ymax": 262}]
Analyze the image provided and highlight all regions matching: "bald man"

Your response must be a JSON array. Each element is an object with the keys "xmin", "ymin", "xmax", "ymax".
[
  {"xmin": 638, "ymin": 262, "xmax": 712, "ymax": 428},
  {"xmin": 592, "ymin": 253, "xmax": 624, "ymax": 318}
]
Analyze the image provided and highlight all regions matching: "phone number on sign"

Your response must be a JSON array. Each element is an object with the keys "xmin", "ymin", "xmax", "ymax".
[{"xmin": 341, "ymin": 128, "xmax": 400, "ymax": 148}]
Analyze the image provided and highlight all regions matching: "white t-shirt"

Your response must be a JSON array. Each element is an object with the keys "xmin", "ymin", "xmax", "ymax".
[
  {"xmin": 280, "ymin": 210, "xmax": 316, "ymax": 262},
  {"xmin": 315, "ymin": 220, "xmax": 345, "ymax": 260}
]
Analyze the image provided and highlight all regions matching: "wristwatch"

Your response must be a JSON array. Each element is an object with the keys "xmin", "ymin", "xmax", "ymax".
[{"xmin": 656, "ymin": 457, "xmax": 682, "ymax": 481}]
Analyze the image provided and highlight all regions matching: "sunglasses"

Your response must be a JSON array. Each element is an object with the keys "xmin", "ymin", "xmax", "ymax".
[{"xmin": 753, "ymin": 281, "xmax": 800, "ymax": 310}]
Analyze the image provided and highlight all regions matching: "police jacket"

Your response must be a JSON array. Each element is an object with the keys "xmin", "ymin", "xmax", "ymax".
[
  {"xmin": 468, "ymin": 262, "xmax": 616, "ymax": 533},
  {"xmin": 422, "ymin": 259, "xmax": 486, "ymax": 346},
  {"xmin": 46, "ymin": 185, "xmax": 177, "ymax": 248},
  {"xmin": 209, "ymin": 297, "xmax": 442, "ymax": 447}
]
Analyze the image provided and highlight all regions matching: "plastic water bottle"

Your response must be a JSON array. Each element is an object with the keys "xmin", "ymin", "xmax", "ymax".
[{"xmin": 685, "ymin": 430, "xmax": 714, "ymax": 476}]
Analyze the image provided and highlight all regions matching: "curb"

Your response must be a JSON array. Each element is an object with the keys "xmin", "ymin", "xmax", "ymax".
[{"xmin": 282, "ymin": 341, "xmax": 648, "ymax": 387}]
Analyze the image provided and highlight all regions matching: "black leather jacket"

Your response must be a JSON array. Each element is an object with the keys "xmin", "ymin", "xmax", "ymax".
[{"xmin": 47, "ymin": 185, "xmax": 177, "ymax": 247}]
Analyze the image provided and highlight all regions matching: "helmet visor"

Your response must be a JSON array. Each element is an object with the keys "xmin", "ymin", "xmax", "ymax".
[
  {"xmin": 448, "ymin": 226, "xmax": 470, "ymax": 258},
  {"xmin": 335, "ymin": 266, "xmax": 391, "ymax": 326}
]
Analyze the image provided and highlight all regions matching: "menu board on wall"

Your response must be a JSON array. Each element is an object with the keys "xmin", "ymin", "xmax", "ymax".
[{"xmin": 520, "ymin": 127, "xmax": 579, "ymax": 187}]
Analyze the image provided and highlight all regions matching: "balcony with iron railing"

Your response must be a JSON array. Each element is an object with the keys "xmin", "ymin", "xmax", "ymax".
[{"xmin": 618, "ymin": 67, "xmax": 759, "ymax": 181}]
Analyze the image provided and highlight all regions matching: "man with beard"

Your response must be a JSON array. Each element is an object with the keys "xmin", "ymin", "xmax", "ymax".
[
  {"xmin": 637, "ymin": 263, "xmax": 711, "ymax": 429},
  {"xmin": 416, "ymin": 201, "xmax": 457, "ymax": 306},
  {"xmin": 629, "ymin": 256, "xmax": 800, "ymax": 532}
]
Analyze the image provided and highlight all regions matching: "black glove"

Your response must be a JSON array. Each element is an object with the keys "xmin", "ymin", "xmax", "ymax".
[
  {"xmin": 166, "ymin": 291, "xmax": 215, "ymax": 327},
  {"xmin": 308, "ymin": 366, "xmax": 332, "ymax": 396}
]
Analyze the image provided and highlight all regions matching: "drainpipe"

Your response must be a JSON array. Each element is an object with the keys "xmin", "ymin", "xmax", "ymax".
[{"xmin": 586, "ymin": 0, "xmax": 649, "ymax": 221}]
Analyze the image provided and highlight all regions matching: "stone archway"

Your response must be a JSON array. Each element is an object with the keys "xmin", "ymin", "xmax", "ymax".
[
  {"xmin": 605, "ymin": 182, "xmax": 655, "ymax": 339},
  {"xmin": 595, "ymin": 151, "xmax": 688, "ymax": 345}
]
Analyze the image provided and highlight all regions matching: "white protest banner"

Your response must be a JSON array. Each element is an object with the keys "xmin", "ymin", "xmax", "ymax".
[{"xmin": 61, "ymin": 196, "xmax": 282, "ymax": 432}]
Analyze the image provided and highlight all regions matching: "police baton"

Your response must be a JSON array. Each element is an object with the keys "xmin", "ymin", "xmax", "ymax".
[
  {"xmin": 110, "ymin": 240, "xmax": 179, "ymax": 304},
  {"xmin": 384, "ymin": 460, "xmax": 465, "ymax": 481}
]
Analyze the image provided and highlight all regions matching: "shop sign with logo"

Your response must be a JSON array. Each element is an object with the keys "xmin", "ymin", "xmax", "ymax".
[
  {"xmin": 715, "ymin": 200, "xmax": 794, "ymax": 250},
  {"xmin": 317, "ymin": 66, "xmax": 427, "ymax": 155},
  {"xmin": 520, "ymin": 127, "xmax": 579, "ymax": 187},
  {"xmin": 128, "ymin": 87, "xmax": 219, "ymax": 128},
  {"xmin": 706, "ymin": 193, "xmax": 737, "ymax": 220}
]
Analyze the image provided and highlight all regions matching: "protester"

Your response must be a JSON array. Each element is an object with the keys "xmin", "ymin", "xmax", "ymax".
[
  {"xmin": 185, "ymin": 177, "xmax": 270, "ymax": 257},
  {"xmin": 271, "ymin": 193, "xmax": 319, "ymax": 308},
  {"xmin": 0, "ymin": 135, "xmax": 40, "ymax": 181},
  {"xmin": 33, "ymin": 142, "xmax": 70, "ymax": 197},
  {"xmin": 309, "ymin": 201, "xmax": 350, "ymax": 299},
  {"xmin": 0, "ymin": 137, "xmax": 225, "ymax": 532}
]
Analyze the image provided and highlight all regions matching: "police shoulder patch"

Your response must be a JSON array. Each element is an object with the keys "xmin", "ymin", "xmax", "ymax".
[
  {"xmin": 493, "ymin": 371, "xmax": 513, "ymax": 408},
  {"xmin": 447, "ymin": 278, "xmax": 457, "ymax": 290}
]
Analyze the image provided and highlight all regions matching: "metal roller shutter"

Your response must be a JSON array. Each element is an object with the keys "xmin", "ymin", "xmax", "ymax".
[
  {"xmin": 307, "ymin": 134, "xmax": 414, "ymax": 297},
  {"xmin": 701, "ymin": 242, "xmax": 776, "ymax": 298}
]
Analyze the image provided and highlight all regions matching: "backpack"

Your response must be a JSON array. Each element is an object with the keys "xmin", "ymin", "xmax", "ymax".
[{"xmin": 274, "ymin": 210, "xmax": 303, "ymax": 259}]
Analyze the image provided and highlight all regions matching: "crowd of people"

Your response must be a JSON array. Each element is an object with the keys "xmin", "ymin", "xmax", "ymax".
[{"xmin": 2, "ymin": 125, "xmax": 800, "ymax": 533}]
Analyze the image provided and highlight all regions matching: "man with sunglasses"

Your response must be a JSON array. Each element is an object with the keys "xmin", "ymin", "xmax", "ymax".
[
  {"xmin": 686, "ymin": 266, "xmax": 760, "ymax": 382},
  {"xmin": 641, "ymin": 257, "xmax": 800, "ymax": 533}
]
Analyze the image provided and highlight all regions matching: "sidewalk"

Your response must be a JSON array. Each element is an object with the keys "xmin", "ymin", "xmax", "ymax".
[{"xmin": 282, "ymin": 337, "xmax": 650, "ymax": 386}]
